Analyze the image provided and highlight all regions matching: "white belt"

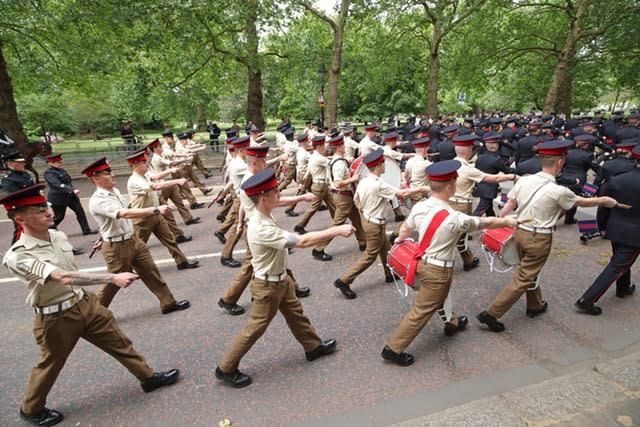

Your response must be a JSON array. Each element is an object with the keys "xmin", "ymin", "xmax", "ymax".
[
  {"xmin": 425, "ymin": 257, "xmax": 455, "ymax": 268},
  {"xmin": 106, "ymin": 232, "xmax": 134, "ymax": 242},
  {"xmin": 35, "ymin": 289, "xmax": 84, "ymax": 315},
  {"xmin": 254, "ymin": 272, "xmax": 286, "ymax": 282},
  {"xmin": 518, "ymin": 224, "xmax": 553, "ymax": 234},
  {"xmin": 363, "ymin": 213, "xmax": 386, "ymax": 225},
  {"xmin": 312, "ymin": 179, "xmax": 326, "ymax": 184},
  {"xmin": 449, "ymin": 197, "xmax": 473, "ymax": 204}
]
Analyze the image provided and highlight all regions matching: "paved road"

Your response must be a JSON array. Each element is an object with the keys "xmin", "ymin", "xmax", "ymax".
[{"xmin": 0, "ymin": 173, "xmax": 638, "ymax": 426}]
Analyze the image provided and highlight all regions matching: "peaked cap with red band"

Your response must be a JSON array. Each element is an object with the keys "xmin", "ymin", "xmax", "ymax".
[
  {"xmin": 631, "ymin": 145, "xmax": 640, "ymax": 159},
  {"xmin": 426, "ymin": 159, "xmax": 461, "ymax": 182},
  {"xmin": 126, "ymin": 149, "xmax": 147, "ymax": 164},
  {"xmin": 45, "ymin": 153, "xmax": 63, "ymax": 163},
  {"xmin": 0, "ymin": 184, "xmax": 48, "ymax": 211},
  {"xmin": 364, "ymin": 124, "xmax": 379, "ymax": 132},
  {"xmin": 246, "ymin": 146, "xmax": 269, "ymax": 158},
  {"xmin": 328, "ymin": 135, "xmax": 344, "ymax": 146},
  {"xmin": 297, "ymin": 134, "xmax": 309, "ymax": 143},
  {"xmin": 232, "ymin": 136, "xmax": 250, "ymax": 148},
  {"xmin": 453, "ymin": 134, "xmax": 477, "ymax": 146},
  {"xmin": 241, "ymin": 167, "xmax": 278, "ymax": 197},
  {"xmin": 536, "ymin": 139, "xmax": 573, "ymax": 156},
  {"xmin": 411, "ymin": 136, "xmax": 430, "ymax": 147},
  {"xmin": 312, "ymin": 135, "xmax": 326, "ymax": 146},
  {"xmin": 616, "ymin": 140, "xmax": 638, "ymax": 152},
  {"xmin": 364, "ymin": 149, "xmax": 385, "ymax": 168},
  {"xmin": 383, "ymin": 132, "xmax": 398, "ymax": 142},
  {"xmin": 482, "ymin": 131, "xmax": 502, "ymax": 143},
  {"xmin": 147, "ymin": 138, "xmax": 162, "ymax": 150},
  {"xmin": 81, "ymin": 157, "xmax": 111, "ymax": 177}
]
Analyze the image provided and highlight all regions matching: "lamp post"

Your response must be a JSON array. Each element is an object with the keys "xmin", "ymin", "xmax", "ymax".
[{"xmin": 318, "ymin": 64, "xmax": 327, "ymax": 128}]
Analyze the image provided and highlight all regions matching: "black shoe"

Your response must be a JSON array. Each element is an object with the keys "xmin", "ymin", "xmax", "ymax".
[
  {"xmin": 389, "ymin": 233, "xmax": 397, "ymax": 245},
  {"xmin": 185, "ymin": 217, "xmax": 201, "ymax": 225},
  {"xmin": 385, "ymin": 272, "xmax": 398, "ymax": 283},
  {"xmin": 141, "ymin": 369, "xmax": 180, "ymax": 392},
  {"xmin": 334, "ymin": 279, "xmax": 356, "ymax": 299},
  {"xmin": 177, "ymin": 259, "xmax": 199, "ymax": 270},
  {"xmin": 293, "ymin": 225, "xmax": 307, "ymax": 234},
  {"xmin": 202, "ymin": 188, "xmax": 212, "ymax": 196},
  {"xmin": 463, "ymin": 257, "xmax": 480, "ymax": 271},
  {"xmin": 19, "ymin": 407, "xmax": 64, "ymax": 426},
  {"xmin": 204, "ymin": 173, "xmax": 212, "ymax": 179},
  {"xmin": 175, "ymin": 234, "xmax": 192, "ymax": 244},
  {"xmin": 395, "ymin": 215, "xmax": 406, "ymax": 222},
  {"xmin": 220, "ymin": 257, "xmax": 241, "ymax": 268},
  {"xmin": 306, "ymin": 339, "xmax": 337, "ymax": 361},
  {"xmin": 564, "ymin": 218, "xmax": 577, "ymax": 225},
  {"xmin": 214, "ymin": 231, "xmax": 227, "ymax": 244},
  {"xmin": 616, "ymin": 283, "xmax": 636, "ymax": 298},
  {"xmin": 526, "ymin": 301, "xmax": 548, "ymax": 318},
  {"xmin": 217, "ymin": 298, "xmax": 245, "ymax": 315},
  {"xmin": 359, "ymin": 244, "xmax": 366, "ymax": 251},
  {"xmin": 296, "ymin": 287, "xmax": 311, "ymax": 298},
  {"xmin": 318, "ymin": 204, "xmax": 328, "ymax": 211},
  {"xmin": 72, "ymin": 248, "xmax": 84, "ymax": 256},
  {"xmin": 216, "ymin": 215, "xmax": 225, "ymax": 222},
  {"xmin": 444, "ymin": 316, "xmax": 468, "ymax": 337},
  {"xmin": 82, "ymin": 229, "xmax": 98, "ymax": 236},
  {"xmin": 215, "ymin": 367, "xmax": 252, "ymax": 388},
  {"xmin": 381, "ymin": 345, "xmax": 414, "ymax": 367},
  {"xmin": 191, "ymin": 202, "xmax": 205, "ymax": 209},
  {"xmin": 285, "ymin": 209, "xmax": 299, "ymax": 217},
  {"xmin": 312, "ymin": 249, "xmax": 333, "ymax": 261},
  {"xmin": 574, "ymin": 299, "xmax": 602, "ymax": 315},
  {"xmin": 477, "ymin": 311, "xmax": 505, "ymax": 332},
  {"xmin": 161, "ymin": 300, "xmax": 190, "ymax": 314}
]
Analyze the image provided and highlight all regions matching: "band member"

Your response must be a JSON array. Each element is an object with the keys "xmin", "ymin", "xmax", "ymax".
[
  {"xmin": 161, "ymin": 130, "xmax": 205, "ymax": 209},
  {"xmin": 477, "ymin": 140, "xmax": 618, "ymax": 332},
  {"xmin": 2, "ymin": 184, "xmax": 180, "ymax": 427},
  {"xmin": 284, "ymin": 134, "xmax": 313, "ymax": 217},
  {"xmin": 216, "ymin": 168, "xmax": 355, "ymax": 388},
  {"xmin": 382, "ymin": 161, "xmax": 521, "ymax": 366},
  {"xmin": 575, "ymin": 145, "xmax": 640, "ymax": 315},
  {"xmin": 333, "ymin": 149, "xmax": 430, "ymax": 299},
  {"xmin": 472, "ymin": 132, "xmax": 516, "ymax": 217}
]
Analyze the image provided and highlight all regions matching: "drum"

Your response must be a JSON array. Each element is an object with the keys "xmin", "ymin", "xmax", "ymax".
[
  {"xmin": 387, "ymin": 239, "xmax": 420, "ymax": 293},
  {"xmin": 381, "ymin": 157, "xmax": 401, "ymax": 187},
  {"xmin": 479, "ymin": 227, "xmax": 519, "ymax": 272},
  {"xmin": 350, "ymin": 155, "xmax": 368, "ymax": 178}
]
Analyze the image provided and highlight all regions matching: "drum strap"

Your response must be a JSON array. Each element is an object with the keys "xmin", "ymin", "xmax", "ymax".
[{"xmin": 415, "ymin": 209, "xmax": 450, "ymax": 259}]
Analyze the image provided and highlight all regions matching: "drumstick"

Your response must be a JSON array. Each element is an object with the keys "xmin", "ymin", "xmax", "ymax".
[{"xmin": 615, "ymin": 203, "xmax": 631, "ymax": 209}]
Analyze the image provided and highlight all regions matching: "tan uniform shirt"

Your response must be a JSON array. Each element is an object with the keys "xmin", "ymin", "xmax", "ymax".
[
  {"xmin": 228, "ymin": 156, "xmax": 248, "ymax": 196},
  {"xmin": 382, "ymin": 146, "xmax": 403, "ymax": 162},
  {"xmin": 89, "ymin": 187, "xmax": 134, "ymax": 239},
  {"xmin": 308, "ymin": 150, "xmax": 330, "ymax": 181},
  {"xmin": 452, "ymin": 156, "xmax": 486, "ymax": 200},
  {"xmin": 406, "ymin": 197, "xmax": 481, "ymax": 262},
  {"xmin": 174, "ymin": 140, "xmax": 193, "ymax": 165},
  {"xmin": 3, "ymin": 230, "xmax": 80, "ymax": 306},
  {"xmin": 509, "ymin": 171, "xmax": 578, "ymax": 229},
  {"xmin": 406, "ymin": 156, "xmax": 432, "ymax": 188},
  {"xmin": 247, "ymin": 211, "xmax": 294, "ymax": 277},
  {"xmin": 127, "ymin": 172, "xmax": 159, "ymax": 209},
  {"xmin": 296, "ymin": 149, "xmax": 311, "ymax": 175},
  {"xmin": 328, "ymin": 155, "xmax": 352, "ymax": 191},
  {"xmin": 239, "ymin": 170, "xmax": 256, "ymax": 221},
  {"xmin": 344, "ymin": 136, "xmax": 358, "ymax": 161},
  {"xmin": 283, "ymin": 140, "xmax": 299, "ymax": 165},
  {"xmin": 357, "ymin": 174, "xmax": 397, "ymax": 220},
  {"xmin": 358, "ymin": 136, "xmax": 380, "ymax": 157}
]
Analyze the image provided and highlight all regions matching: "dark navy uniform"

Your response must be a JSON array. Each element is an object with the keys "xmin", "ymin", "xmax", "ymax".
[
  {"xmin": 44, "ymin": 166, "xmax": 93, "ymax": 234},
  {"xmin": 514, "ymin": 135, "xmax": 540, "ymax": 165},
  {"xmin": 559, "ymin": 145, "xmax": 599, "ymax": 223},
  {"xmin": 577, "ymin": 166, "xmax": 640, "ymax": 314},
  {"xmin": 594, "ymin": 155, "xmax": 634, "ymax": 188},
  {"xmin": 2, "ymin": 168, "xmax": 35, "ymax": 243},
  {"xmin": 472, "ymin": 150, "xmax": 514, "ymax": 217},
  {"xmin": 436, "ymin": 138, "xmax": 456, "ymax": 161}
]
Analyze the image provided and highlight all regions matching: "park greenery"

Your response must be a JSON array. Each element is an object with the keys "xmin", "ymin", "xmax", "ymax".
[{"xmin": 1, "ymin": 0, "xmax": 638, "ymax": 146}]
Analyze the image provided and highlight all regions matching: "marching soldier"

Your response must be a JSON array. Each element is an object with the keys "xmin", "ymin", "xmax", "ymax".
[
  {"xmin": 358, "ymin": 124, "xmax": 381, "ymax": 156},
  {"xmin": 161, "ymin": 130, "xmax": 205, "ymax": 209},
  {"xmin": 404, "ymin": 137, "xmax": 432, "ymax": 204},
  {"xmin": 277, "ymin": 127, "xmax": 299, "ymax": 192},
  {"xmin": 216, "ymin": 168, "xmax": 354, "ymax": 388},
  {"xmin": 433, "ymin": 125, "xmax": 458, "ymax": 162},
  {"xmin": 333, "ymin": 149, "xmax": 430, "ymax": 299},
  {"xmin": 84, "ymin": 157, "xmax": 191, "ymax": 314},
  {"xmin": 185, "ymin": 130, "xmax": 213, "ymax": 179},
  {"xmin": 2, "ymin": 184, "xmax": 180, "ymax": 427},
  {"xmin": 594, "ymin": 140, "xmax": 637, "ymax": 190},
  {"xmin": 175, "ymin": 132, "xmax": 211, "ymax": 195},
  {"xmin": 381, "ymin": 161, "xmax": 521, "ymax": 366},
  {"xmin": 477, "ymin": 140, "xmax": 618, "ymax": 332},
  {"xmin": 284, "ymin": 134, "xmax": 313, "ymax": 217},
  {"xmin": 472, "ymin": 132, "xmax": 516, "ymax": 217},
  {"xmin": 514, "ymin": 121, "xmax": 543, "ymax": 166}
]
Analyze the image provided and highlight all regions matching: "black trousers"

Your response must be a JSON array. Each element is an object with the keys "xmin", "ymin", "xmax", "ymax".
[
  {"xmin": 472, "ymin": 197, "xmax": 496, "ymax": 217},
  {"xmin": 52, "ymin": 195, "xmax": 92, "ymax": 234},
  {"xmin": 580, "ymin": 242, "xmax": 640, "ymax": 303}
]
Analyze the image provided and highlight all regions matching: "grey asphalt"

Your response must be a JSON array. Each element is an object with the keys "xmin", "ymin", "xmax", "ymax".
[{"xmin": 0, "ymin": 160, "xmax": 638, "ymax": 427}]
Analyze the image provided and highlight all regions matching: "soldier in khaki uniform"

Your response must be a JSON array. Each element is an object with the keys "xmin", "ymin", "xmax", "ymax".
[
  {"xmin": 175, "ymin": 132, "xmax": 211, "ymax": 195},
  {"xmin": 284, "ymin": 134, "xmax": 312, "ymax": 217},
  {"xmin": 161, "ymin": 130, "xmax": 204, "ymax": 209},
  {"xmin": 84, "ymin": 158, "xmax": 190, "ymax": 314},
  {"xmin": 216, "ymin": 168, "xmax": 355, "ymax": 388},
  {"xmin": 215, "ymin": 137, "xmax": 238, "ymax": 222},
  {"xmin": 2, "ymin": 184, "xmax": 180, "ymax": 427},
  {"xmin": 358, "ymin": 124, "xmax": 381, "ymax": 156},
  {"xmin": 186, "ymin": 130, "xmax": 212, "ymax": 179},
  {"xmin": 404, "ymin": 137, "xmax": 432, "ymax": 204},
  {"xmin": 294, "ymin": 135, "xmax": 336, "ymax": 234},
  {"xmin": 333, "ymin": 149, "xmax": 430, "ymax": 299},
  {"xmin": 342, "ymin": 126, "xmax": 359, "ymax": 162},
  {"xmin": 126, "ymin": 150, "xmax": 200, "ymax": 271},
  {"xmin": 477, "ymin": 140, "xmax": 619, "ymax": 332},
  {"xmin": 450, "ymin": 134, "xmax": 516, "ymax": 271},
  {"xmin": 382, "ymin": 131, "xmax": 415, "ymax": 222},
  {"xmin": 311, "ymin": 135, "xmax": 365, "ymax": 261},
  {"xmin": 382, "ymin": 161, "xmax": 521, "ymax": 366},
  {"xmin": 277, "ymin": 127, "xmax": 299, "ymax": 192},
  {"xmin": 148, "ymin": 138, "xmax": 201, "ymax": 228},
  {"xmin": 217, "ymin": 147, "xmax": 313, "ymax": 315}
]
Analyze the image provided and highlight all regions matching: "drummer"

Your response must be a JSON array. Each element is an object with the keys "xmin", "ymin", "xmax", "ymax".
[
  {"xmin": 404, "ymin": 137, "xmax": 432, "ymax": 205},
  {"xmin": 358, "ymin": 124, "xmax": 382, "ymax": 156},
  {"xmin": 382, "ymin": 131, "xmax": 416, "ymax": 223},
  {"xmin": 332, "ymin": 149, "xmax": 430, "ymax": 299},
  {"xmin": 381, "ymin": 160, "xmax": 521, "ymax": 366},
  {"xmin": 450, "ymin": 134, "xmax": 517, "ymax": 272}
]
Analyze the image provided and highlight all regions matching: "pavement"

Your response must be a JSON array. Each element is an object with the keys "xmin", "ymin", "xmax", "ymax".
[{"xmin": 0, "ymin": 166, "xmax": 638, "ymax": 427}]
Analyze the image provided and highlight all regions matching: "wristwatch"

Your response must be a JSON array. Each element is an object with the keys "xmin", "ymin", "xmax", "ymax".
[{"xmin": 153, "ymin": 207, "xmax": 160, "ymax": 215}]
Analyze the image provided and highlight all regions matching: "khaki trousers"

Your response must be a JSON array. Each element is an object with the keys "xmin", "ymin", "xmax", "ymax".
[
  {"xmin": 448, "ymin": 201, "xmax": 475, "ymax": 265},
  {"xmin": 218, "ymin": 194, "xmax": 239, "ymax": 235},
  {"xmin": 160, "ymin": 184, "xmax": 193, "ymax": 224},
  {"xmin": 277, "ymin": 163, "xmax": 297, "ymax": 191},
  {"xmin": 162, "ymin": 208, "xmax": 185, "ymax": 238},
  {"xmin": 218, "ymin": 193, "xmax": 234, "ymax": 218},
  {"xmin": 192, "ymin": 152, "xmax": 209, "ymax": 176},
  {"xmin": 315, "ymin": 193, "xmax": 365, "ymax": 251},
  {"xmin": 181, "ymin": 164, "xmax": 208, "ymax": 193},
  {"xmin": 171, "ymin": 171, "xmax": 198, "ymax": 206},
  {"xmin": 487, "ymin": 229, "xmax": 550, "ymax": 318},
  {"xmin": 296, "ymin": 183, "xmax": 336, "ymax": 229},
  {"xmin": 287, "ymin": 172, "xmax": 311, "ymax": 212},
  {"xmin": 133, "ymin": 215, "xmax": 187, "ymax": 265},
  {"xmin": 98, "ymin": 237, "xmax": 176, "ymax": 310},
  {"xmin": 339, "ymin": 218, "xmax": 391, "ymax": 285},
  {"xmin": 218, "ymin": 276, "xmax": 321, "ymax": 373},
  {"xmin": 22, "ymin": 293, "xmax": 153, "ymax": 414},
  {"xmin": 387, "ymin": 263, "xmax": 459, "ymax": 353}
]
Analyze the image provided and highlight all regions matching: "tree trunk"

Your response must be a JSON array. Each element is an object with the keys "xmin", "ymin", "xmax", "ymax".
[
  {"xmin": 426, "ymin": 23, "xmax": 442, "ymax": 116},
  {"xmin": 543, "ymin": 0, "xmax": 592, "ymax": 114},
  {"xmin": 244, "ymin": 2, "xmax": 265, "ymax": 130},
  {"xmin": 325, "ymin": 0, "xmax": 350, "ymax": 127},
  {"xmin": 0, "ymin": 44, "xmax": 28, "ymax": 145},
  {"xmin": 196, "ymin": 103, "xmax": 207, "ymax": 130}
]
